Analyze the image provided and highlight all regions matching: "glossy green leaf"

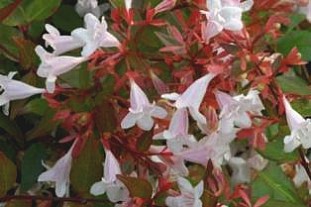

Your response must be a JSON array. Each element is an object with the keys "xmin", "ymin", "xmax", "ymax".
[
  {"xmin": 252, "ymin": 162, "xmax": 304, "ymax": 205},
  {"xmin": 24, "ymin": 98, "xmax": 49, "ymax": 116},
  {"xmin": 276, "ymin": 72, "xmax": 311, "ymax": 96},
  {"xmin": 0, "ymin": 24, "xmax": 21, "ymax": 60},
  {"xmin": 117, "ymin": 175, "xmax": 153, "ymax": 199},
  {"xmin": 71, "ymin": 138, "xmax": 103, "ymax": 196},
  {"xmin": 21, "ymin": 143, "xmax": 47, "ymax": 191},
  {"xmin": 0, "ymin": 151, "xmax": 17, "ymax": 197},
  {"xmin": 61, "ymin": 62, "xmax": 92, "ymax": 89},
  {"xmin": 277, "ymin": 31, "xmax": 311, "ymax": 61},
  {"xmin": 3, "ymin": 0, "xmax": 61, "ymax": 26}
]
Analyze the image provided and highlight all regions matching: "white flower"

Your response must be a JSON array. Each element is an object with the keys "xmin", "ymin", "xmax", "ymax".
[
  {"xmin": 0, "ymin": 72, "xmax": 45, "ymax": 115},
  {"xmin": 283, "ymin": 96, "xmax": 311, "ymax": 152},
  {"xmin": 90, "ymin": 149, "xmax": 129, "ymax": 203},
  {"xmin": 201, "ymin": 0, "xmax": 254, "ymax": 42},
  {"xmin": 293, "ymin": 164, "xmax": 311, "ymax": 194},
  {"xmin": 121, "ymin": 79, "xmax": 167, "ymax": 131},
  {"xmin": 215, "ymin": 89, "xmax": 264, "ymax": 134},
  {"xmin": 35, "ymin": 45, "xmax": 88, "ymax": 93},
  {"xmin": 75, "ymin": 0, "xmax": 101, "ymax": 18},
  {"xmin": 179, "ymin": 131, "xmax": 234, "ymax": 167},
  {"xmin": 154, "ymin": 108, "xmax": 197, "ymax": 153},
  {"xmin": 166, "ymin": 177, "xmax": 204, "ymax": 207},
  {"xmin": 298, "ymin": 0, "xmax": 311, "ymax": 23},
  {"xmin": 42, "ymin": 24, "xmax": 84, "ymax": 55},
  {"xmin": 228, "ymin": 157, "xmax": 250, "ymax": 185},
  {"xmin": 71, "ymin": 13, "xmax": 120, "ymax": 57},
  {"xmin": 38, "ymin": 141, "xmax": 76, "ymax": 197},
  {"xmin": 162, "ymin": 73, "xmax": 216, "ymax": 125}
]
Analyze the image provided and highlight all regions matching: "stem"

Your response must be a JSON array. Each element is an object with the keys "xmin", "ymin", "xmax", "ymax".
[
  {"xmin": 298, "ymin": 147, "xmax": 311, "ymax": 181},
  {"xmin": 0, "ymin": 195, "xmax": 110, "ymax": 204}
]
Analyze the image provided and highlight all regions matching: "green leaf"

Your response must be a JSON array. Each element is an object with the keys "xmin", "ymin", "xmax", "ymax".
[
  {"xmin": 0, "ymin": 151, "xmax": 17, "ymax": 197},
  {"xmin": 252, "ymin": 162, "xmax": 304, "ymax": 205},
  {"xmin": 24, "ymin": 98, "xmax": 49, "ymax": 116},
  {"xmin": 259, "ymin": 138, "xmax": 298, "ymax": 163},
  {"xmin": 0, "ymin": 0, "xmax": 13, "ymax": 9},
  {"xmin": 3, "ymin": 0, "xmax": 61, "ymax": 26},
  {"xmin": 71, "ymin": 138, "xmax": 103, "ymax": 196},
  {"xmin": 26, "ymin": 109, "xmax": 58, "ymax": 141},
  {"xmin": 117, "ymin": 175, "xmax": 153, "ymax": 199},
  {"xmin": 277, "ymin": 31, "xmax": 311, "ymax": 61},
  {"xmin": 21, "ymin": 143, "xmax": 47, "ymax": 191},
  {"xmin": 51, "ymin": 5, "xmax": 83, "ymax": 32},
  {"xmin": 0, "ymin": 23, "xmax": 21, "ymax": 60},
  {"xmin": 276, "ymin": 71, "xmax": 311, "ymax": 95},
  {"xmin": 61, "ymin": 62, "xmax": 92, "ymax": 89},
  {"xmin": 0, "ymin": 112, "xmax": 24, "ymax": 140},
  {"xmin": 291, "ymin": 98, "xmax": 311, "ymax": 117}
]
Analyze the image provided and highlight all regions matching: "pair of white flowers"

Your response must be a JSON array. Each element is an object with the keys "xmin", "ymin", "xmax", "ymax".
[
  {"xmin": 36, "ymin": 13, "xmax": 120, "ymax": 93},
  {"xmin": 38, "ymin": 141, "xmax": 129, "ymax": 201}
]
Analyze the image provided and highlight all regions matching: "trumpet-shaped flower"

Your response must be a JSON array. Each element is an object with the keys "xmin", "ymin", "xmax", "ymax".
[
  {"xmin": 179, "ymin": 131, "xmax": 234, "ymax": 167},
  {"xmin": 35, "ymin": 46, "xmax": 88, "ymax": 93},
  {"xmin": 38, "ymin": 141, "xmax": 76, "ymax": 197},
  {"xmin": 75, "ymin": 0, "xmax": 101, "ymax": 18},
  {"xmin": 71, "ymin": 13, "xmax": 120, "ymax": 57},
  {"xmin": 201, "ymin": 0, "xmax": 254, "ymax": 42},
  {"xmin": 90, "ymin": 149, "xmax": 129, "ymax": 202},
  {"xmin": 121, "ymin": 80, "xmax": 167, "ymax": 131},
  {"xmin": 166, "ymin": 177, "xmax": 204, "ymax": 207},
  {"xmin": 0, "ymin": 72, "xmax": 45, "ymax": 115},
  {"xmin": 215, "ymin": 89, "xmax": 264, "ymax": 134},
  {"xmin": 42, "ymin": 24, "xmax": 84, "ymax": 55},
  {"xmin": 162, "ymin": 73, "xmax": 217, "ymax": 125},
  {"xmin": 154, "ymin": 108, "xmax": 197, "ymax": 153},
  {"xmin": 283, "ymin": 96, "xmax": 311, "ymax": 152}
]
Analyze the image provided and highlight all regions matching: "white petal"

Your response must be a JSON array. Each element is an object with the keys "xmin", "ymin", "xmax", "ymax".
[
  {"xmin": 100, "ymin": 32, "xmax": 120, "ymax": 48},
  {"xmin": 167, "ymin": 108, "xmax": 189, "ymax": 137},
  {"xmin": 90, "ymin": 181, "xmax": 107, "ymax": 196},
  {"xmin": 161, "ymin": 92, "xmax": 180, "ymax": 101},
  {"xmin": 284, "ymin": 135, "xmax": 300, "ymax": 152},
  {"xmin": 137, "ymin": 115, "xmax": 154, "ymax": 131},
  {"xmin": 2, "ymin": 102, "xmax": 9, "ymax": 116},
  {"xmin": 46, "ymin": 76, "xmax": 57, "ymax": 93},
  {"xmin": 150, "ymin": 105, "xmax": 167, "ymax": 119},
  {"xmin": 215, "ymin": 90, "xmax": 237, "ymax": 109},
  {"xmin": 104, "ymin": 150, "xmax": 121, "ymax": 183},
  {"xmin": 106, "ymin": 182, "xmax": 129, "ymax": 202},
  {"xmin": 283, "ymin": 96, "xmax": 305, "ymax": 131},
  {"xmin": 194, "ymin": 181, "xmax": 204, "ymax": 198},
  {"xmin": 121, "ymin": 112, "xmax": 139, "ymax": 129},
  {"xmin": 239, "ymin": 0, "xmax": 253, "ymax": 11},
  {"xmin": 166, "ymin": 196, "xmax": 183, "ymax": 207},
  {"xmin": 177, "ymin": 177, "xmax": 194, "ymax": 195},
  {"xmin": 175, "ymin": 73, "xmax": 216, "ymax": 110},
  {"xmin": 202, "ymin": 20, "xmax": 223, "ymax": 42},
  {"xmin": 130, "ymin": 80, "xmax": 150, "ymax": 112}
]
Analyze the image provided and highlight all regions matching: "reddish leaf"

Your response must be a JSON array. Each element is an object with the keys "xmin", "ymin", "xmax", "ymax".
[{"xmin": 117, "ymin": 175, "xmax": 153, "ymax": 199}]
